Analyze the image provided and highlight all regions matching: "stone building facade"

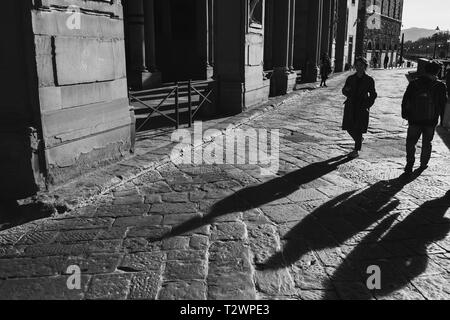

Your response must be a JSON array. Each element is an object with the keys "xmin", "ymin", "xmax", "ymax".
[
  {"xmin": 293, "ymin": 0, "xmax": 360, "ymax": 81},
  {"xmin": 0, "ymin": 0, "xmax": 391, "ymax": 199},
  {"xmin": 356, "ymin": 0, "xmax": 403, "ymax": 67},
  {"xmin": 1, "ymin": 0, "xmax": 133, "ymax": 199}
]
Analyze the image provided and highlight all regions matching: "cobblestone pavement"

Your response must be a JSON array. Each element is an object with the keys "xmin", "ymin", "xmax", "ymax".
[{"xmin": 1, "ymin": 68, "xmax": 449, "ymax": 300}]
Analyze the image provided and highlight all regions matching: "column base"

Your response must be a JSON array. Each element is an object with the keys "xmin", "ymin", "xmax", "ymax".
[
  {"xmin": 218, "ymin": 80, "xmax": 270, "ymax": 115},
  {"xmin": 218, "ymin": 82, "xmax": 245, "ymax": 115},
  {"xmin": 206, "ymin": 65, "xmax": 214, "ymax": 79},
  {"xmin": 245, "ymin": 79, "xmax": 271, "ymax": 110},
  {"xmin": 270, "ymin": 68, "xmax": 298, "ymax": 96},
  {"xmin": 129, "ymin": 70, "xmax": 162, "ymax": 90}
]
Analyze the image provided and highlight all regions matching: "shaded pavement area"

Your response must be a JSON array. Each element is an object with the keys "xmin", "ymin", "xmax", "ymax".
[{"xmin": 0, "ymin": 68, "xmax": 449, "ymax": 300}]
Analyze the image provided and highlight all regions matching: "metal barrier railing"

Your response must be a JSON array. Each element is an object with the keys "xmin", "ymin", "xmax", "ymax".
[
  {"xmin": 130, "ymin": 84, "xmax": 180, "ymax": 132},
  {"xmin": 129, "ymin": 80, "xmax": 215, "ymax": 131},
  {"xmin": 187, "ymin": 79, "xmax": 214, "ymax": 128}
]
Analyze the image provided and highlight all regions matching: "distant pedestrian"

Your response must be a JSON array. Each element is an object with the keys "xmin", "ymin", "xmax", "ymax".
[
  {"xmin": 342, "ymin": 57, "xmax": 378, "ymax": 158},
  {"xmin": 401, "ymin": 60, "xmax": 448, "ymax": 173},
  {"xmin": 320, "ymin": 53, "xmax": 332, "ymax": 87},
  {"xmin": 372, "ymin": 56, "xmax": 378, "ymax": 69},
  {"xmin": 446, "ymin": 66, "xmax": 450, "ymax": 97},
  {"xmin": 384, "ymin": 55, "xmax": 389, "ymax": 69}
]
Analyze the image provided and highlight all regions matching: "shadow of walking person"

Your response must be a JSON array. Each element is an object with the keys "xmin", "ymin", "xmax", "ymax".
[
  {"xmin": 259, "ymin": 172, "xmax": 422, "ymax": 271},
  {"xmin": 0, "ymin": 199, "xmax": 53, "ymax": 232},
  {"xmin": 161, "ymin": 155, "xmax": 354, "ymax": 239},
  {"xmin": 324, "ymin": 190, "xmax": 450, "ymax": 300}
]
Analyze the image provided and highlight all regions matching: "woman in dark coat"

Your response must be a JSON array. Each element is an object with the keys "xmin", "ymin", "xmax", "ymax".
[{"xmin": 342, "ymin": 57, "xmax": 378, "ymax": 158}]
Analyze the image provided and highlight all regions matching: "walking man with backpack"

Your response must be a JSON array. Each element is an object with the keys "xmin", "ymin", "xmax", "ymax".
[{"xmin": 402, "ymin": 61, "xmax": 448, "ymax": 174}]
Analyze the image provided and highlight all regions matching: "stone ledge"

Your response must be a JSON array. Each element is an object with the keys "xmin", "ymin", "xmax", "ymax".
[
  {"xmin": 38, "ymin": 0, "xmax": 123, "ymax": 18},
  {"xmin": 32, "ymin": 9, "xmax": 124, "ymax": 39}
]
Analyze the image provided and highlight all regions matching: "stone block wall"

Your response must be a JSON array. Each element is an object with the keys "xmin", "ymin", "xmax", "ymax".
[
  {"xmin": 245, "ymin": 29, "xmax": 270, "ymax": 108},
  {"xmin": 30, "ymin": 0, "xmax": 134, "ymax": 186}
]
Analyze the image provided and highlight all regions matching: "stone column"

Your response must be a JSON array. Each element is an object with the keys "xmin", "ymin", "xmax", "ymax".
[
  {"xmin": 127, "ymin": 1, "xmax": 145, "ymax": 72},
  {"xmin": 191, "ymin": 0, "xmax": 215, "ymax": 115},
  {"xmin": 215, "ymin": 0, "xmax": 269, "ymax": 114},
  {"xmin": 143, "ymin": 0, "xmax": 157, "ymax": 72},
  {"xmin": 329, "ymin": 0, "xmax": 338, "ymax": 68},
  {"xmin": 264, "ymin": 0, "xmax": 274, "ymax": 72},
  {"xmin": 126, "ymin": 0, "xmax": 146, "ymax": 88},
  {"xmin": 143, "ymin": 0, "xmax": 161, "ymax": 88},
  {"xmin": 304, "ymin": 0, "xmax": 323, "ymax": 82},
  {"xmin": 335, "ymin": 0, "xmax": 348, "ymax": 72},
  {"xmin": 126, "ymin": 0, "xmax": 160, "ymax": 89},
  {"xmin": 288, "ymin": 0, "xmax": 296, "ymax": 71},
  {"xmin": 207, "ymin": 0, "xmax": 215, "ymax": 78},
  {"xmin": 271, "ymin": 0, "xmax": 297, "ymax": 96},
  {"xmin": 321, "ymin": 0, "xmax": 332, "ymax": 57},
  {"xmin": 197, "ymin": 0, "xmax": 214, "ymax": 79}
]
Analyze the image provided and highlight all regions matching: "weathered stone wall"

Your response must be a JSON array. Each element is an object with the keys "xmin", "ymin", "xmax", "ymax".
[
  {"xmin": 31, "ymin": 0, "xmax": 133, "ymax": 185},
  {"xmin": 245, "ymin": 27, "xmax": 270, "ymax": 107}
]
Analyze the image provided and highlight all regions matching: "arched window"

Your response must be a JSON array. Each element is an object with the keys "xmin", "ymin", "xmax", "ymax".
[{"xmin": 367, "ymin": 41, "xmax": 373, "ymax": 50}]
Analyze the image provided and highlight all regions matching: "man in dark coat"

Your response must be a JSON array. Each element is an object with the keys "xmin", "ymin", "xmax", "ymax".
[
  {"xmin": 402, "ymin": 60, "xmax": 448, "ymax": 173},
  {"xmin": 342, "ymin": 57, "xmax": 378, "ymax": 158}
]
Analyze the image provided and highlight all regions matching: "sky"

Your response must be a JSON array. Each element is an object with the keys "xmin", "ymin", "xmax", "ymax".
[{"xmin": 402, "ymin": 0, "xmax": 450, "ymax": 31}]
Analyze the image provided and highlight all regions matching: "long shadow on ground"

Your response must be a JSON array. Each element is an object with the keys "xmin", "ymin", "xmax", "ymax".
[
  {"xmin": 323, "ymin": 190, "xmax": 450, "ymax": 300},
  {"xmin": 161, "ymin": 155, "xmax": 354, "ymax": 239},
  {"xmin": 437, "ymin": 126, "xmax": 450, "ymax": 150},
  {"xmin": 259, "ymin": 172, "xmax": 421, "ymax": 272},
  {"xmin": 0, "ymin": 200, "xmax": 53, "ymax": 232}
]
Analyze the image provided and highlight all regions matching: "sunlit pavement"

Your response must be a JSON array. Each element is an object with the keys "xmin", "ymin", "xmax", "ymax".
[{"xmin": 0, "ymin": 68, "xmax": 449, "ymax": 300}]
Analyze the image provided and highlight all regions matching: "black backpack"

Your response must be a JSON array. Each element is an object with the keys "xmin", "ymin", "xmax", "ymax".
[{"xmin": 407, "ymin": 81, "xmax": 437, "ymax": 123}]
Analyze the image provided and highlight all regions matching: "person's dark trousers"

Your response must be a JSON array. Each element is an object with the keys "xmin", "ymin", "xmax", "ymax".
[
  {"xmin": 406, "ymin": 124, "xmax": 436, "ymax": 167},
  {"xmin": 347, "ymin": 130, "xmax": 363, "ymax": 151}
]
